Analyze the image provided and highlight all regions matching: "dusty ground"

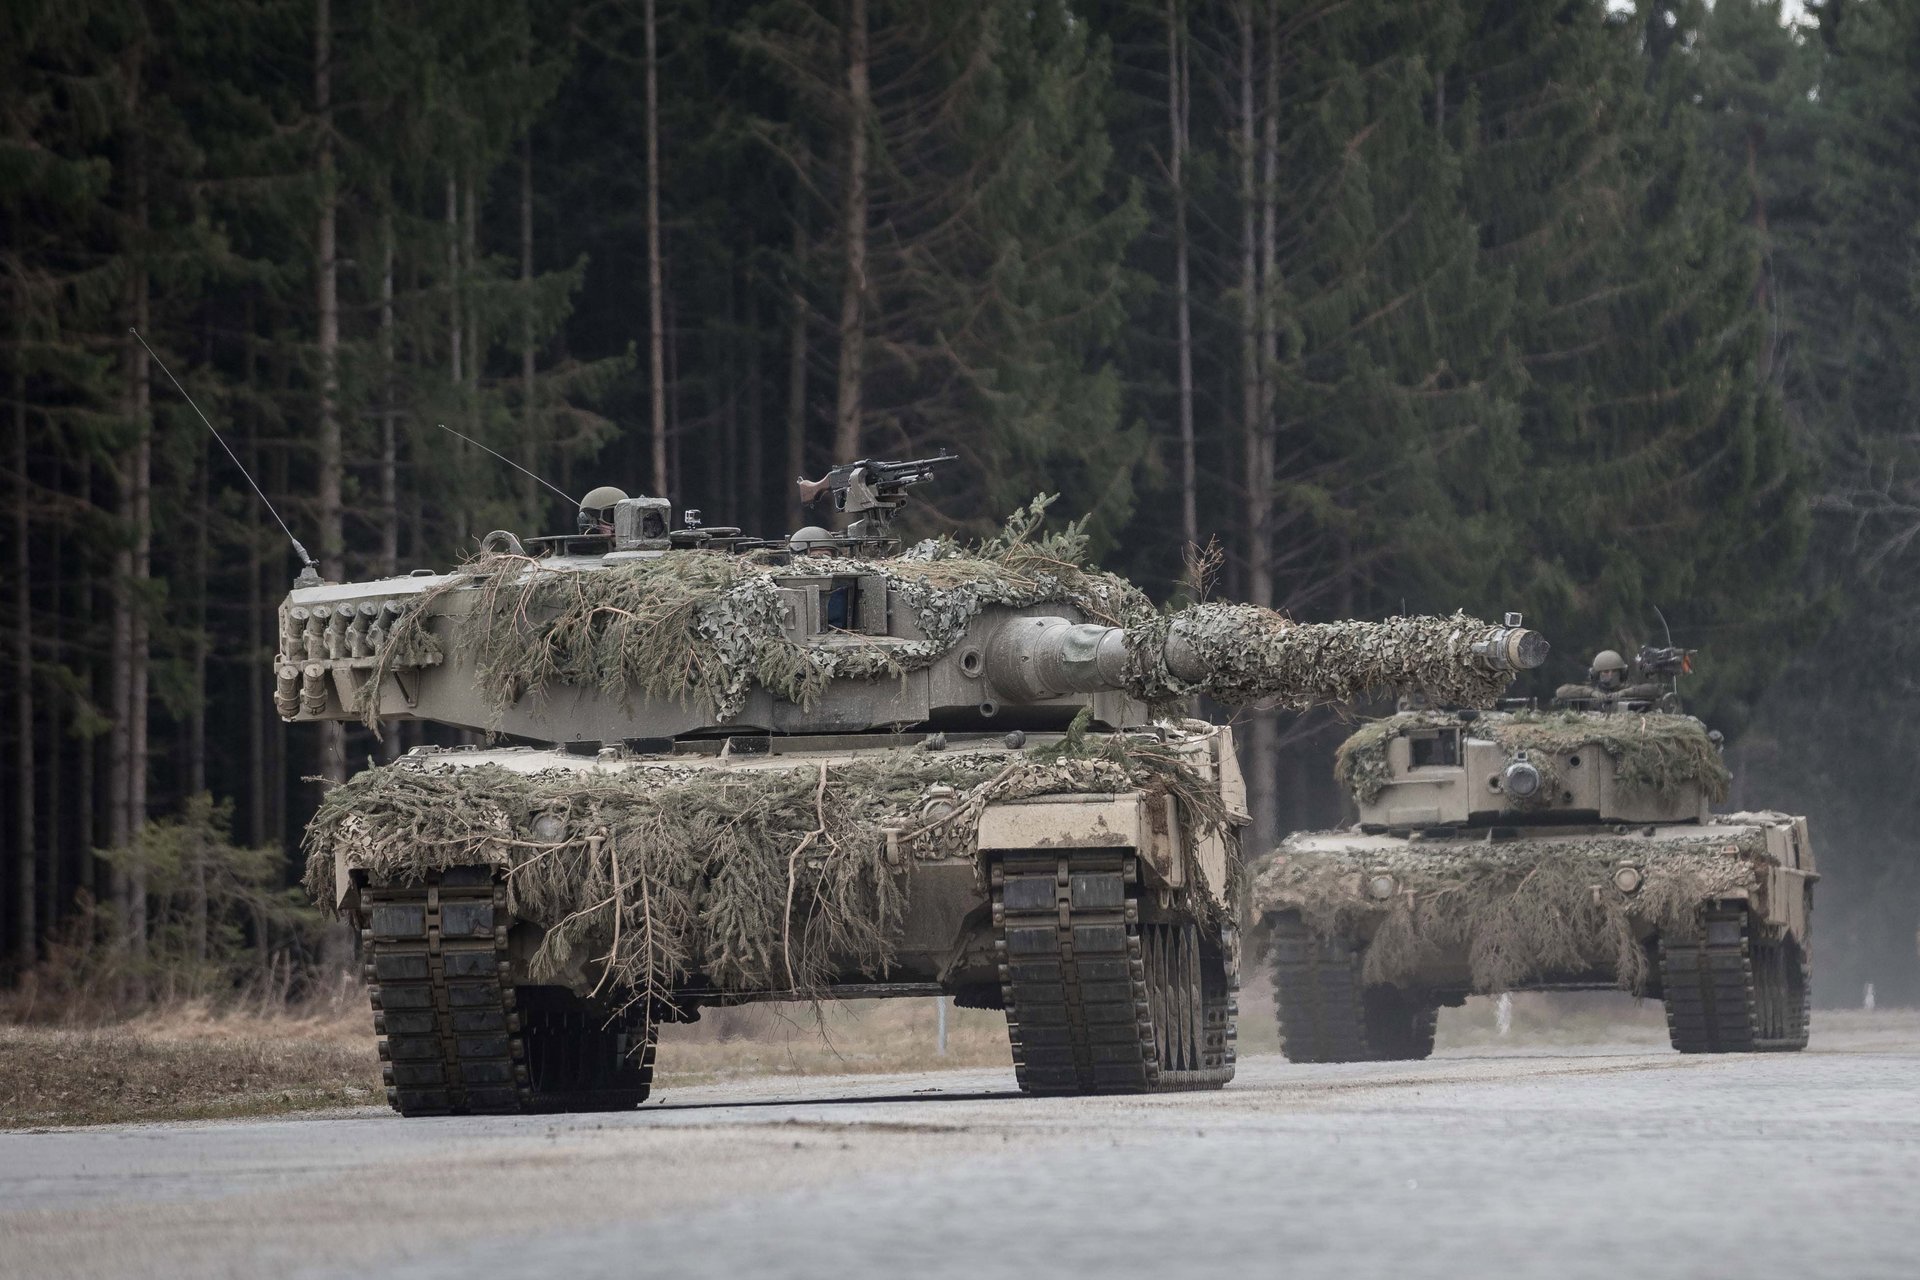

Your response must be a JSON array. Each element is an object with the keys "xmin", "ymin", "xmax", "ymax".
[{"xmin": 1, "ymin": 1007, "xmax": 1916, "ymax": 1280}]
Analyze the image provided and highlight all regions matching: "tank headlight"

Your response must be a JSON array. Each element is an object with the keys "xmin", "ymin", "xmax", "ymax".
[
  {"xmin": 1367, "ymin": 873, "xmax": 1397, "ymax": 900},
  {"xmin": 531, "ymin": 813, "xmax": 568, "ymax": 843},
  {"xmin": 1501, "ymin": 759, "xmax": 1542, "ymax": 800},
  {"xmin": 1612, "ymin": 865, "xmax": 1644, "ymax": 894}
]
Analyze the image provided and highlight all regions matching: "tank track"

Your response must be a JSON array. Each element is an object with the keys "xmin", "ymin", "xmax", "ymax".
[
  {"xmin": 1267, "ymin": 914, "xmax": 1436, "ymax": 1063},
  {"xmin": 1660, "ymin": 903, "xmax": 1809, "ymax": 1053},
  {"xmin": 993, "ymin": 851, "xmax": 1235, "ymax": 1095},
  {"xmin": 362, "ymin": 868, "xmax": 656, "ymax": 1116}
]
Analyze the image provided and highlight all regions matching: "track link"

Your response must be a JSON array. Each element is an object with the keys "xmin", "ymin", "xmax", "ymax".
[
  {"xmin": 1660, "ymin": 903, "xmax": 1809, "ymax": 1053},
  {"xmin": 364, "ymin": 868, "xmax": 529, "ymax": 1116},
  {"xmin": 1268, "ymin": 914, "xmax": 1435, "ymax": 1063},
  {"xmin": 363, "ymin": 869, "xmax": 659, "ymax": 1115},
  {"xmin": 993, "ymin": 852, "xmax": 1234, "ymax": 1095}
]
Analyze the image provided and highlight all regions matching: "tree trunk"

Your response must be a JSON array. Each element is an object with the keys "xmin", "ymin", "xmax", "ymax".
[
  {"xmin": 723, "ymin": 270, "xmax": 740, "ymax": 527},
  {"xmin": 127, "ymin": 170, "xmax": 152, "ymax": 962},
  {"xmin": 520, "ymin": 135, "xmax": 539, "ymax": 523},
  {"xmin": 12, "ymin": 322, "xmax": 34, "ymax": 970},
  {"xmin": 315, "ymin": 0, "xmax": 345, "ymax": 786},
  {"xmin": 745, "ymin": 277, "xmax": 764, "ymax": 517},
  {"xmin": 43, "ymin": 463, "xmax": 64, "ymax": 942},
  {"xmin": 245, "ymin": 331, "xmax": 269, "ymax": 846},
  {"xmin": 447, "ymin": 172, "xmax": 462, "ymax": 386},
  {"xmin": 785, "ymin": 218, "xmax": 810, "ymax": 529},
  {"xmin": 380, "ymin": 212, "xmax": 399, "ymax": 578},
  {"xmin": 833, "ymin": 0, "xmax": 870, "ymax": 466},
  {"xmin": 1238, "ymin": 1, "xmax": 1278, "ymax": 853},
  {"xmin": 188, "ymin": 431, "xmax": 209, "ymax": 965},
  {"xmin": 646, "ymin": 0, "xmax": 669, "ymax": 496},
  {"xmin": 75, "ymin": 460, "xmax": 96, "ymax": 910},
  {"xmin": 1168, "ymin": 0, "xmax": 1197, "ymax": 557}
]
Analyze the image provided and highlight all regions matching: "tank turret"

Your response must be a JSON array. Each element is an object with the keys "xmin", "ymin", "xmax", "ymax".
[
  {"xmin": 275, "ymin": 537, "xmax": 1545, "ymax": 745},
  {"xmin": 1335, "ymin": 645, "xmax": 1724, "ymax": 829}
]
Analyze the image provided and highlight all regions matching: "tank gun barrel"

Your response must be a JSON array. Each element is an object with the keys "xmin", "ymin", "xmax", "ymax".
[{"xmin": 988, "ymin": 604, "xmax": 1546, "ymax": 709}]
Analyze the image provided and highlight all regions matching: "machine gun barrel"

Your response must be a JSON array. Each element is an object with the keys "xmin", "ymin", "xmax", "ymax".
[
  {"xmin": 986, "ymin": 604, "xmax": 1547, "ymax": 709},
  {"xmin": 797, "ymin": 452, "xmax": 956, "ymax": 508}
]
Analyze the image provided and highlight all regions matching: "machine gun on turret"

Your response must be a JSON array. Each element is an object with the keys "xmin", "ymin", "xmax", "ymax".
[{"xmin": 796, "ymin": 452, "xmax": 957, "ymax": 542}]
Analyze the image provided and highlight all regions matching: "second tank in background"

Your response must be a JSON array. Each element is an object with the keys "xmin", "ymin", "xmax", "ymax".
[{"xmin": 1247, "ymin": 646, "xmax": 1816, "ymax": 1062}]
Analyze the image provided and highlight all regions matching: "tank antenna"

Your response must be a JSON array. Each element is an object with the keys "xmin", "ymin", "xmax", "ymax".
[
  {"xmin": 436, "ymin": 423, "xmax": 575, "ymax": 506},
  {"xmin": 131, "ymin": 328, "xmax": 320, "ymax": 580}
]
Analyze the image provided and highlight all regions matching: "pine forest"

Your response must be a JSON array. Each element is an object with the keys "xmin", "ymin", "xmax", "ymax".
[{"xmin": 4, "ymin": 0, "xmax": 1919, "ymax": 1006}]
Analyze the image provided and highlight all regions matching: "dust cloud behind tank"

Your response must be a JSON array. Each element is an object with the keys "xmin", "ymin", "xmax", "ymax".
[
  {"xmin": 1249, "ymin": 646, "xmax": 1816, "ymax": 1063},
  {"xmin": 281, "ymin": 460, "xmax": 1546, "ymax": 1115}
]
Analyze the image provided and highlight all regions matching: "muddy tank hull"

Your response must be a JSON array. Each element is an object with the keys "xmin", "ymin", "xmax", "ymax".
[
  {"xmin": 1248, "ymin": 813, "xmax": 1816, "ymax": 1061},
  {"xmin": 313, "ymin": 725, "xmax": 1247, "ymax": 1114}
]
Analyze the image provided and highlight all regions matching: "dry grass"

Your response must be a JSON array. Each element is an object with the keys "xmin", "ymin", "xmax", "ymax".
[
  {"xmin": 0, "ymin": 989, "xmax": 1013, "ymax": 1129},
  {"xmin": 0, "ymin": 1002, "xmax": 380, "ymax": 1129}
]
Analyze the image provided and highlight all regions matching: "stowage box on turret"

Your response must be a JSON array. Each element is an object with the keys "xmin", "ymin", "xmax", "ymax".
[
  {"xmin": 284, "ymin": 465, "xmax": 1545, "ymax": 1114},
  {"xmin": 1248, "ymin": 647, "xmax": 1815, "ymax": 1062}
]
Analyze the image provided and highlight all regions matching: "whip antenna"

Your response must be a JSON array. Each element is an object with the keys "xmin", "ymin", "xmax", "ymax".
[
  {"xmin": 131, "ymin": 328, "xmax": 320, "ymax": 578},
  {"xmin": 436, "ymin": 423, "xmax": 574, "ymax": 506}
]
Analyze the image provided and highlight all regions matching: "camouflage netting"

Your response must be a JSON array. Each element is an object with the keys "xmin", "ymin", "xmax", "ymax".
[
  {"xmin": 305, "ymin": 726, "xmax": 1225, "ymax": 1009},
  {"xmin": 1333, "ymin": 710, "xmax": 1732, "ymax": 805},
  {"xmin": 1252, "ymin": 826, "xmax": 1774, "ymax": 993},
  {"xmin": 366, "ymin": 497, "xmax": 1154, "ymax": 728},
  {"xmin": 1121, "ymin": 606, "xmax": 1523, "ymax": 710},
  {"xmin": 362, "ymin": 499, "xmax": 1532, "ymax": 729}
]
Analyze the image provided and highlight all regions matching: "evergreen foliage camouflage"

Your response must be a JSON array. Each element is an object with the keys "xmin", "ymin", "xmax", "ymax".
[
  {"xmin": 1120, "ymin": 607, "xmax": 1523, "ymax": 713},
  {"xmin": 1332, "ymin": 711, "xmax": 1733, "ymax": 806},
  {"xmin": 304, "ymin": 729, "xmax": 1224, "ymax": 1003},
  {"xmin": 368, "ymin": 496, "xmax": 1531, "ymax": 730},
  {"xmin": 374, "ymin": 498, "xmax": 1155, "ymax": 728},
  {"xmin": 1253, "ymin": 824, "xmax": 1776, "ymax": 993}
]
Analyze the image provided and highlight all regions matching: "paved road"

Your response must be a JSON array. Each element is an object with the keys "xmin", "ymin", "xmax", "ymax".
[{"xmin": 4, "ymin": 1018, "xmax": 1918, "ymax": 1280}]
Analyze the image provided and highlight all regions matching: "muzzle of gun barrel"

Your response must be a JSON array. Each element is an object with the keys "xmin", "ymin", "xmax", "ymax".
[{"xmin": 1474, "ymin": 616, "xmax": 1550, "ymax": 671}]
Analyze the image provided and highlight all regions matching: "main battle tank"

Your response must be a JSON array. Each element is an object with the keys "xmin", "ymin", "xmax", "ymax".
[
  {"xmin": 1249, "ymin": 647, "xmax": 1816, "ymax": 1062},
  {"xmin": 284, "ymin": 461, "xmax": 1546, "ymax": 1114}
]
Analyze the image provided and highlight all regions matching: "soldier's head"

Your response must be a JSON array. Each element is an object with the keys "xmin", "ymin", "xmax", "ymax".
[
  {"xmin": 789, "ymin": 526, "xmax": 836, "ymax": 557},
  {"xmin": 1590, "ymin": 649, "xmax": 1628, "ymax": 692},
  {"xmin": 578, "ymin": 485, "xmax": 629, "ymax": 536}
]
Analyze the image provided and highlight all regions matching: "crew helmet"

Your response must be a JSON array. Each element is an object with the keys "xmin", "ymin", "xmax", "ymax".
[
  {"xmin": 789, "ymin": 525, "xmax": 836, "ymax": 554},
  {"xmin": 578, "ymin": 485, "xmax": 629, "ymax": 533},
  {"xmin": 1590, "ymin": 649, "xmax": 1628, "ymax": 688}
]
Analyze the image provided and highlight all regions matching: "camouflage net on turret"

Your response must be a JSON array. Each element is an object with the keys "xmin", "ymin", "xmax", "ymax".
[
  {"xmin": 1333, "ymin": 710, "xmax": 1732, "ymax": 805},
  {"xmin": 1251, "ymin": 825, "xmax": 1776, "ymax": 993},
  {"xmin": 366, "ymin": 497, "xmax": 1154, "ymax": 728},
  {"xmin": 1120, "ymin": 605, "xmax": 1522, "ymax": 710},
  {"xmin": 305, "ymin": 727, "xmax": 1225, "ymax": 1008}
]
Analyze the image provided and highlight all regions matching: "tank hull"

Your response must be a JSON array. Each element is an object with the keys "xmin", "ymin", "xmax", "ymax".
[
  {"xmin": 317, "ymin": 725, "xmax": 1248, "ymax": 1113},
  {"xmin": 1249, "ymin": 812, "xmax": 1815, "ymax": 1060}
]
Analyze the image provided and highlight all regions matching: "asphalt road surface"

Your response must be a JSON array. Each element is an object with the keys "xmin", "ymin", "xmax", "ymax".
[{"xmin": 4, "ymin": 1017, "xmax": 1918, "ymax": 1280}]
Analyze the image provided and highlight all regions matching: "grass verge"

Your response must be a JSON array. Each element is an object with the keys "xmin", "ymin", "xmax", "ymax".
[{"xmin": 0, "ymin": 994, "xmax": 1014, "ymax": 1128}]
